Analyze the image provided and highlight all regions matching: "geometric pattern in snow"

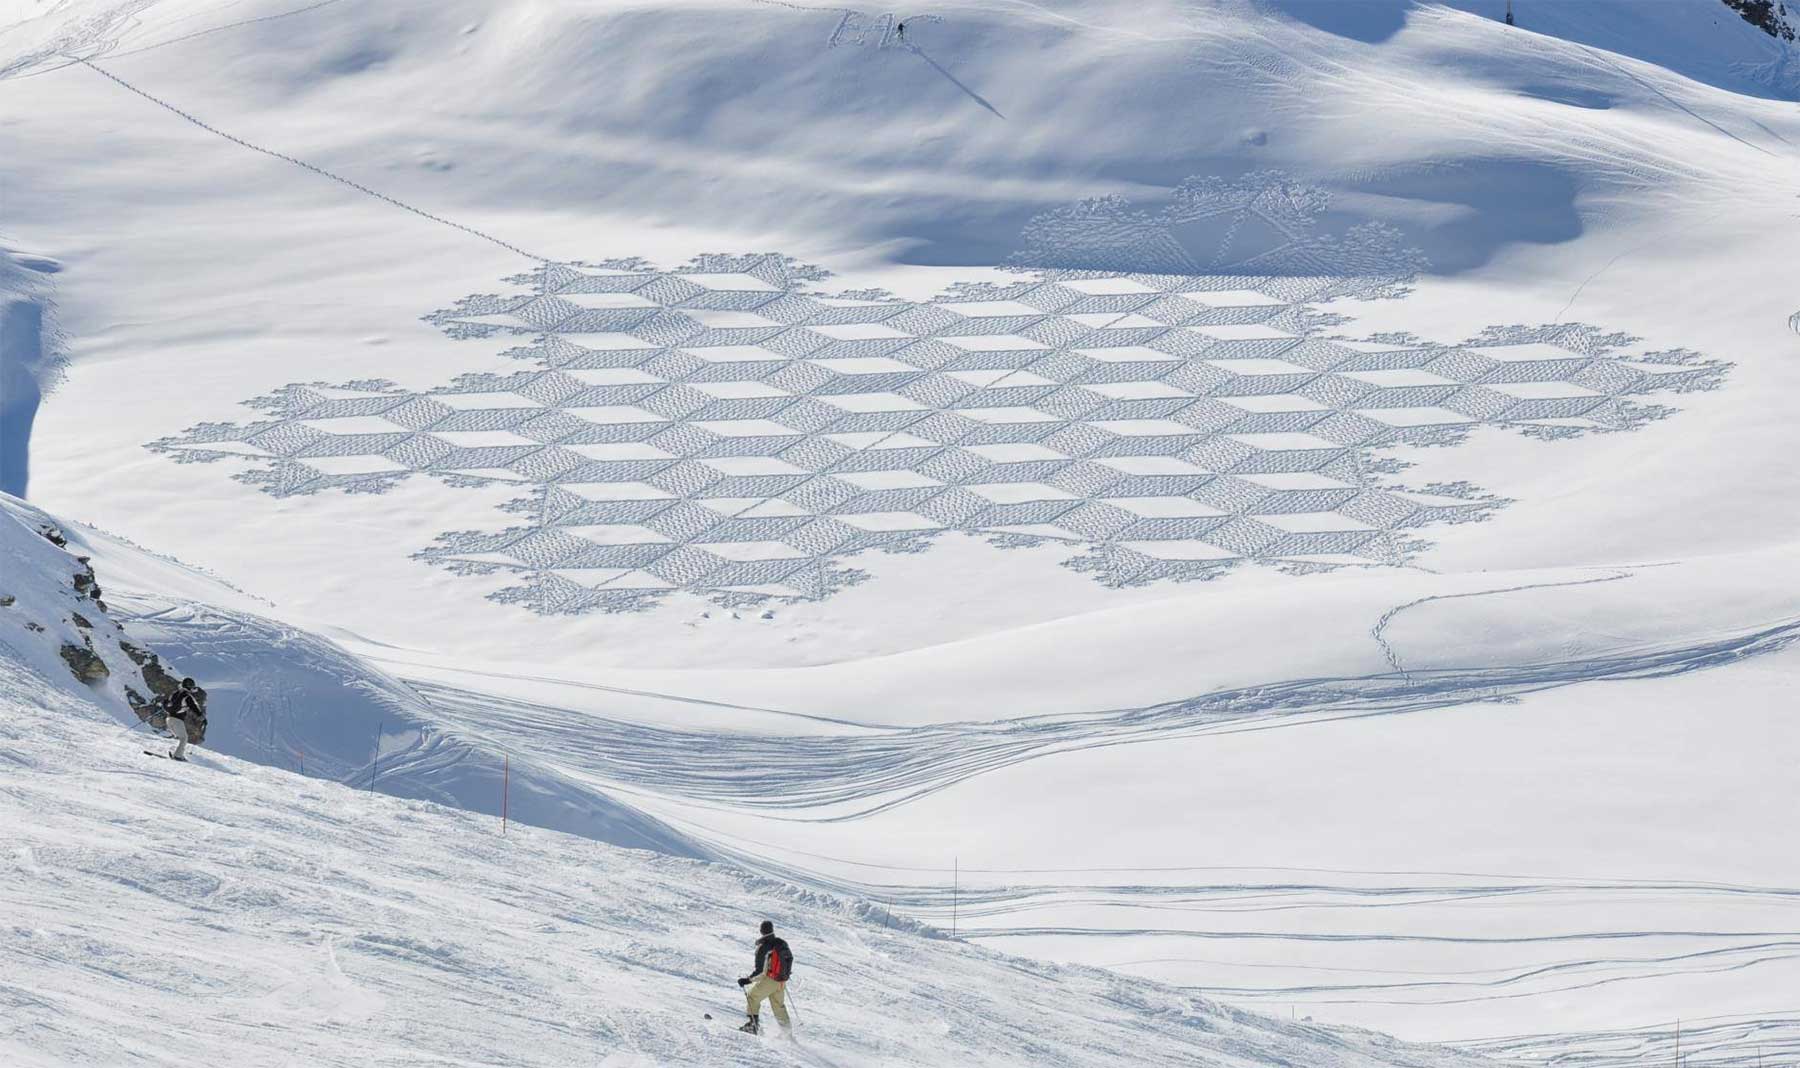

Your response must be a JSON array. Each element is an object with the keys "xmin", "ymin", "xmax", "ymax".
[{"xmin": 151, "ymin": 189, "xmax": 1727, "ymax": 614}]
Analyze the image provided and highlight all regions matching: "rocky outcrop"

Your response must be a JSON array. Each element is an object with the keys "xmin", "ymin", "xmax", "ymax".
[
  {"xmin": 6, "ymin": 506, "xmax": 204, "ymax": 723},
  {"xmin": 1723, "ymin": 0, "xmax": 1799, "ymax": 40},
  {"xmin": 58, "ymin": 641, "xmax": 109, "ymax": 682},
  {"xmin": 121, "ymin": 640, "xmax": 181, "ymax": 701}
]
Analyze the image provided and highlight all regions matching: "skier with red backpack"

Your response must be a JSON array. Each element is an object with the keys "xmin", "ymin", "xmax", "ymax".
[{"xmin": 735, "ymin": 920, "xmax": 794, "ymax": 1034}]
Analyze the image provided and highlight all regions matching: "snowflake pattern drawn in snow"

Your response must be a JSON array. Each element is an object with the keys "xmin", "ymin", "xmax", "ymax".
[{"xmin": 150, "ymin": 175, "xmax": 1727, "ymax": 614}]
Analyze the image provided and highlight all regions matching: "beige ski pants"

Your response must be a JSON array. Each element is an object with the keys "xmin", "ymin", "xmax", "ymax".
[
  {"xmin": 166, "ymin": 715, "xmax": 190, "ymax": 760},
  {"xmin": 745, "ymin": 975, "xmax": 788, "ymax": 1026}
]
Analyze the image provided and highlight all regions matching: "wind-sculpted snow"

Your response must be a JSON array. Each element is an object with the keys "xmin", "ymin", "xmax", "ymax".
[
  {"xmin": 111, "ymin": 597, "xmax": 704, "ymax": 858},
  {"xmin": 151, "ymin": 175, "xmax": 1727, "ymax": 614},
  {"xmin": 403, "ymin": 619, "xmax": 1800, "ymax": 821},
  {"xmin": 392, "ymin": 620, "xmax": 1800, "ymax": 1036}
]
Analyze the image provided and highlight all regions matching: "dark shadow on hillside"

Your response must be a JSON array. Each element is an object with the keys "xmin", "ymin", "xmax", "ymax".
[
  {"xmin": 1, "ymin": 298, "xmax": 45, "ymax": 499},
  {"xmin": 1331, "ymin": 160, "xmax": 1583, "ymax": 275},
  {"xmin": 1, "ymin": 251, "xmax": 64, "ymax": 499},
  {"xmin": 1260, "ymin": 0, "xmax": 1412, "ymax": 44},
  {"xmin": 906, "ymin": 43, "xmax": 1005, "ymax": 119}
]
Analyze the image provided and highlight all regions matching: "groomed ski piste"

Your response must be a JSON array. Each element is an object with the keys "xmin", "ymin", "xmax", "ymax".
[
  {"xmin": 4, "ymin": 0, "xmax": 1800, "ymax": 1065},
  {"xmin": 1, "ymin": 500, "xmax": 1508, "ymax": 1068}
]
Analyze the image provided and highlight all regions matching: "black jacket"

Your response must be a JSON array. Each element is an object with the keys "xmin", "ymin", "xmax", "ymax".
[
  {"xmin": 752, "ymin": 935, "xmax": 792, "ymax": 981},
  {"xmin": 164, "ymin": 688, "xmax": 202, "ymax": 720}
]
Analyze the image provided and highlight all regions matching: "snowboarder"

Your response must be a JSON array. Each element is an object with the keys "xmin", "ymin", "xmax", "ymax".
[
  {"xmin": 735, "ymin": 920, "xmax": 793, "ymax": 1034},
  {"xmin": 158, "ymin": 678, "xmax": 205, "ymax": 761}
]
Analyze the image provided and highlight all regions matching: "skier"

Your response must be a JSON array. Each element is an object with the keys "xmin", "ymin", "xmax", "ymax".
[
  {"xmin": 158, "ymin": 678, "xmax": 205, "ymax": 761},
  {"xmin": 735, "ymin": 920, "xmax": 793, "ymax": 1035}
]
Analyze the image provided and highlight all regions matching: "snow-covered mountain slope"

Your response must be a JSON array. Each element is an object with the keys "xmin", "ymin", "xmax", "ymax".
[
  {"xmin": 5, "ymin": 0, "xmax": 1797, "ymax": 670},
  {"xmin": 5, "ymin": 0, "xmax": 1800, "ymax": 1056},
  {"xmin": 0, "ymin": 493, "xmax": 702, "ymax": 855},
  {"xmin": 1, "ymin": 629, "xmax": 1512, "ymax": 1068}
]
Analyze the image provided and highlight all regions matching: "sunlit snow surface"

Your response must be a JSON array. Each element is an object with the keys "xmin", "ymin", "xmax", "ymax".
[
  {"xmin": 152, "ymin": 175, "xmax": 1724, "ymax": 613},
  {"xmin": 0, "ymin": 665, "xmax": 1508, "ymax": 1068}
]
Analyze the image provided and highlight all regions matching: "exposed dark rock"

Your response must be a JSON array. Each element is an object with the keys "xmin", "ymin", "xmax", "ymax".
[
  {"xmin": 37, "ymin": 524, "xmax": 66, "ymax": 547},
  {"xmin": 1723, "ymin": 0, "xmax": 1799, "ymax": 40},
  {"xmin": 0, "ymin": 594, "xmax": 14, "ymax": 607},
  {"xmin": 120, "ymin": 640, "xmax": 182, "ymax": 699},
  {"xmin": 59, "ymin": 642, "xmax": 109, "ymax": 682},
  {"xmin": 71, "ymin": 611, "xmax": 92, "ymax": 630},
  {"xmin": 25, "ymin": 621, "xmax": 43, "ymax": 633}
]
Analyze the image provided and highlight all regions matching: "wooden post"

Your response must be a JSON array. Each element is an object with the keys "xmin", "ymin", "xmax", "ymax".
[
  {"xmin": 502, "ymin": 754, "xmax": 509, "ymax": 836},
  {"xmin": 369, "ymin": 719, "xmax": 382, "ymax": 791}
]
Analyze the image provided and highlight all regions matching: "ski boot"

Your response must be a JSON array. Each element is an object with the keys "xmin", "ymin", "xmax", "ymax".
[{"xmin": 738, "ymin": 1014, "xmax": 760, "ymax": 1035}]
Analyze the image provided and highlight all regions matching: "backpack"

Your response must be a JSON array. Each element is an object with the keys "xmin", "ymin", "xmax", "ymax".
[{"xmin": 767, "ymin": 938, "xmax": 794, "ymax": 981}]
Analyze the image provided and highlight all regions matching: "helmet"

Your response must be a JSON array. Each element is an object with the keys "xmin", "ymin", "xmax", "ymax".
[
  {"xmin": 759, "ymin": 920, "xmax": 774, "ymax": 936},
  {"xmin": 181, "ymin": 677, "xmax": 197, "ymax": 688}
]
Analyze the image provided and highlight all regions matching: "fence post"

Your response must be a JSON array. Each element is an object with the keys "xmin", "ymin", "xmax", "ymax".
[
  {"xmin": 369, "ymin": 719, "xmax": 382, "ymax": 791},
  {"xmin": 502, "ymin": 753, "xmax": 509, "ymax": 836}
]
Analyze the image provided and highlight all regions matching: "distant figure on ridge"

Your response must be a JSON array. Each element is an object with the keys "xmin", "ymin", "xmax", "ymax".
[
  {"xmin": 157, "ymin": 677, "xmax": 206, "ymax": 761},
  {"xmin": 736, "ymin": 920, "xmax": 794, "ymax": 1034}
]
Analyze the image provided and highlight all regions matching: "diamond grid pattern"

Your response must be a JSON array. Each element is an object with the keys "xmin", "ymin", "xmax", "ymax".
[{"xmin": 152, "ymin": 250, "xmax": 1725, "ymax": 613}]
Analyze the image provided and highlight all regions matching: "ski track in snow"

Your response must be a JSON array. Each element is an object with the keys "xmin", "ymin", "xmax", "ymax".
[
  {"xmin": 1368, "ymin": 571, "xmax": 1633, "ymax": 676},
  {"xmin": 397, "ymin": 618, "xmax": 1798, "ymax": 819},
  {"xmin": 1455, "ymin": 1012, "xmax": 1800, "ymax": 1068},
  {"xmin": 67, "ymin": 56, "xmax": 553, "ymax": 262},
  {"xmin": 390, "ymin": 629, "xmax": 1800, "ymax": 1029},
  {"xmin": 0, "ymin": 665, "xmax": 1511, "ymax": 1068},
  {"xmin": 91, "ymin": 547, "xmax": 1800, "ymax": 1036}
]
